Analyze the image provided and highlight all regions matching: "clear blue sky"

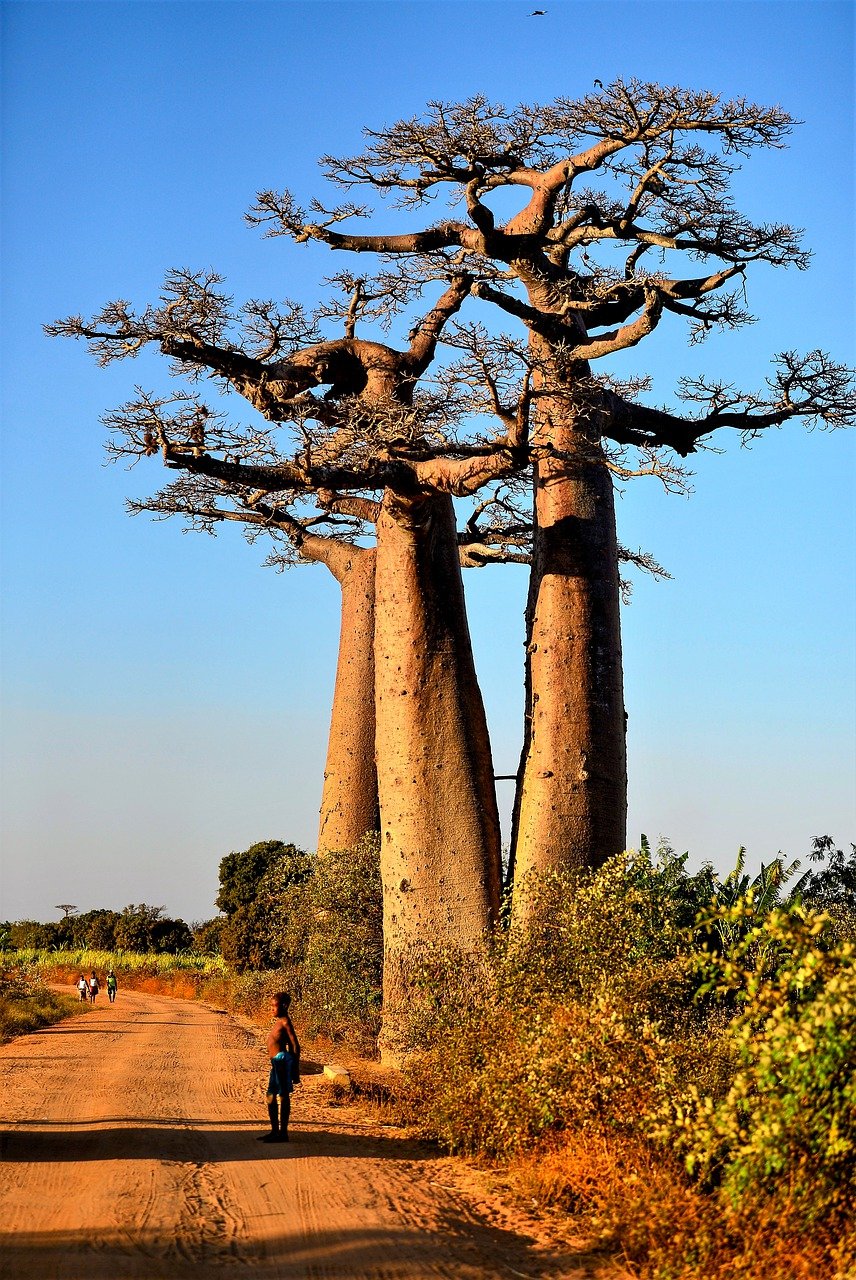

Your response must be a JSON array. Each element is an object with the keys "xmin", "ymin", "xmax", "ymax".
[{"xmin": 1, "ymin": 0, "xmax": 854, "ymax": 924}]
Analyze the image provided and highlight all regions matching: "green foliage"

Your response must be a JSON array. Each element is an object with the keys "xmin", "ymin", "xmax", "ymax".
[
  {"xmin": 294, "ymin": 833, "xmax": 383, "ymax": 1045},
  {"xmin": 801, "ymin": 835, "xmax": 856, "ymax": 941},
  {"xmin": 663, "ymin": 895, "xmax": 856, "ymax": 1229},
  {"xmin": 217, "ymin": 841, "xmax": 310, "ymax": 970},
  {"xmin": 397, "ymin": 847, "xmax": 721, "ymax": 1157},
  {"xmin": 394, "ymin": 843, "xmax": 854, "ymax": 1272},
  {"xmin": 0, "ymin": 963, "xmax": 85, "ymax": 1042},
  {"xmin": 8, "ymin": 920, "xmax": 53, "ymax": 949},
  {"xmin": 191, "ymin": 917, "xmax": 224, "ymax": 955},
  {"xmin": 214, "ymin": 833, "xmax": 382, "ymax": 1045},
  {"xmin": 112, "ymin": 904, "xmax": 193, "ymax": 953},
  {"xmin": 216, "ymin": 840, "xmax": 305, "ymax": 916},
  {"xmin": 8, "ymin": 905, "xmax": 193, "ymax": 954}
]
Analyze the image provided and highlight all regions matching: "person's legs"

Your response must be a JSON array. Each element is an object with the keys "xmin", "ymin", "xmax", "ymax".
[
  {"xmin": 267, "ymin": 1093, "xmax": 279, "ymax": 1134},
  {"xmin": 257, "ymin": 1090, "xmax": 280, "ymax": 1142},
  {"xmin": 279, "ymin": 1092, "xmax": 290, "ymax": 1140}
]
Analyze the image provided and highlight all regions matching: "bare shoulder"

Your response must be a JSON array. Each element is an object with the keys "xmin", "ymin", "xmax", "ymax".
[{"xmin": 282, "ymin": 1014, "xmax": 300, "ymax": 1052}]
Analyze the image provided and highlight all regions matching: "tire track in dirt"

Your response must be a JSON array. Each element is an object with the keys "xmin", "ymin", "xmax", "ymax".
[{"xmin": 0, "ymin": 989, "xmax": 596, "ymax": 1279}]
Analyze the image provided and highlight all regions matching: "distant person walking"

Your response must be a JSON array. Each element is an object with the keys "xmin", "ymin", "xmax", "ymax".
[
  {"xmin": 106, "ymin": 970, "xmax": 118, "ymax": 1003},
  {"xmin": 76, "ymin": 975, "xmax": 89, "ymax": 1002},
  {"xmin": 259, "ymin": 992, "xmax": 301, "ymax": 1143},
  {"xmin": 88, "ymin": 972, "xmax": 99, "ymax": 1004}
]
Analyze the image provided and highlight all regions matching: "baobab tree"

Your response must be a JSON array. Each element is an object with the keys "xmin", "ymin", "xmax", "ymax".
[
  {"xmin": 250, "ymin": 80, "xmax": 855, "ymax": 912},
  {"xmin": 132, "ymin": 467, "xmax": 381, "ymax": 856},
  {"xmin": 49, "ymin": 269, "xmax": 533, "ymax": 1046},
  {"xmin": 130, "ymin": 461, "xmax": 531, "ymax": 859}
]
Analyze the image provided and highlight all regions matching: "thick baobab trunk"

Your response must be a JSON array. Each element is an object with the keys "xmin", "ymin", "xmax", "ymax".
[
  {"xmin": 511, "ymin": 390, "xmax": 627, "ymax": 919},
  {"xmin": 374, "ymin": 488, "xmax": 502, "ymax": 1059},
  {"xmin": 317, "ymin": 546, "xmax": 379, "ymax": 854}
]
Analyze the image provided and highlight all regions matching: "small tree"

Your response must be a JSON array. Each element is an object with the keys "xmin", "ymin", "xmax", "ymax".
[
  {"xmin": 217, "ymin": 842, "xmax": 311, "ymax": 971},
  {"xmin": 191, "ymin": 917, "xmax": 224, "ymax": 956},
  {"xmin": 112, "ymin": 903, "xmax": 190, "ymax": 953},
  {"xmin": 216, "ymin": 840, "xmax": 305, "ymax": 916}
]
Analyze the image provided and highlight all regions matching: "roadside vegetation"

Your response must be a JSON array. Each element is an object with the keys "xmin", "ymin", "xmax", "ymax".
[
  {"xmin": 392, "ymin": 839, "xmax": 855, "ymax": 1279},
  {"xmin": 0, "ymin": 962, "xmax": 86, "ymax": 1043},
  {"xmin": 6, "ymin": 834, "xmax": 852, "ymax": 1277}
]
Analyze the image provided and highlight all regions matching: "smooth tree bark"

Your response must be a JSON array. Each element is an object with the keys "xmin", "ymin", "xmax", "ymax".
[
  {"xmin": 374, "ymin": 488, "xmax": 502, "ymax": 1050},
  {"xmin": 510, "ymin": 357, "xmax": 626, "ymax": 901},
  {"xmin": 317, "ymin": 542, "xmax": 379, "ymax": 854}
]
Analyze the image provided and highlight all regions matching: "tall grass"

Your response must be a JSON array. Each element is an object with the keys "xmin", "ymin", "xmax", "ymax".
[
  {"xmin": 13, "ymin": 947, "xmax": 227, "ymax": 977},
  {"xmin": 7, "ymin": 948, "xmax": 229, "ymax": 1003}
]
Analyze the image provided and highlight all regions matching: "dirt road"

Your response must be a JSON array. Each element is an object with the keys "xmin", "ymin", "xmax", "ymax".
[{"xmin": 0, "ymin": 989, "xmax": 594, "ymax": 1279}]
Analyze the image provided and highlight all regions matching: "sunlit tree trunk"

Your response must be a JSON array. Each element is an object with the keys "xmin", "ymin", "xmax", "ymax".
[
  {"xmin": 317, "ymin": 546, "xmax": 379, "ymax": 854},
  {"xmin": 511, "ymin": 344, "xmax": 627, "ymax": 920},
  {"xmin": 374, "ymin": 488, "xmax": 502, "ymax": 1060}
]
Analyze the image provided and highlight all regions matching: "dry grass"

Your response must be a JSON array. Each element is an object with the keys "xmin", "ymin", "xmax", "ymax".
[{"xmin": 514, "ymin": 1132, "xmax": 853, "ymax": 1280}]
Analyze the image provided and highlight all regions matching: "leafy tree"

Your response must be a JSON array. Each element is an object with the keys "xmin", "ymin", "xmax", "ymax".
[
  {"xmin": 217, "ymin": 840, "xmax": 310, "ymax": 970},
  {"xmin": 216, "ymin": 840, "xmax": 305, "ymax": 916},
  {"xmin": 803, "ymin": 835, "xmax": 856, "ymax": 911},
  {"xmin": 8, "ymin": 921, "xmax": 54, "ymax": 949},
  {"xmin": 69, "ymin": 909, "xmax": 121, "ymax": 951},
  {"xmin": 191, "ymin": 917, "xmax": 224, "ymax": 956},
  {"xmin": 9, "ymin": 906, "xmax": 191, "ymax": 954},
  {"xmin": 113, "ymin": 903, "xmax": 191, "ymax": 953},
  {"xmin": 801, "ymin": 835, "xmax": 856, "ymax": 939},
  {"xmin": 148, "ymin": 916, "xmax": 193, "ymax": 953}
]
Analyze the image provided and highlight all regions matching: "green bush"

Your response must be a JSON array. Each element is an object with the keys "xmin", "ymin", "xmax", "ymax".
[
  {"xmin": 277, "ymin": 834, "xmax": 383, "ymax": 1048},
  {"xmin": 0, "ymin": 964, "xmax": 85, "ymax": 1042},
  {"xmin": 205, "ymin": 834, "xmax": 383, "ymax": 1049},
  {"xmin": 391, "ymin": 847, "xmax": 854, "ymax": 1274},
  {"xmin": 663, "ymin": 896, "xmax": 856, "ymax": 1230},
  {"xmin": 218, "ymin": 843, "xmax": 312, "ymax": 971}
]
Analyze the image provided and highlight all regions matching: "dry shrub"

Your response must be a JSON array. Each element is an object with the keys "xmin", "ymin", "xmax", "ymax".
[
  {"xmin": 517, "ymin": 1132, "xmax": 851, "ymax": 1280},
  {"xmin": 129, "ymin": 975, "xmax": 202, "ymax": 1000},
  {"xmin": 519, "ymin": 1133, "xmax": 722, "ymax": 1267}
]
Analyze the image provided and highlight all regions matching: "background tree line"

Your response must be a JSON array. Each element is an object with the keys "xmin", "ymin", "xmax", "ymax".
[{"xmin": 6, "ymin": 904, "xmax": 193, "ymax": 955}]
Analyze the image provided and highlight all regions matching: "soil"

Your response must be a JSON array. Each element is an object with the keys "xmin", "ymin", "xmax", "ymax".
[{"xmin": 0, "ymin": 987, "xmax": 604, "ymax": 1279}]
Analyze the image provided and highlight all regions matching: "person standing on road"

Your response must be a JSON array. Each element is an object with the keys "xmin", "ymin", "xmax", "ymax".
[
  {"xmin": 76, "ymin": 975, "xmax": 89, "ymax": 1002},
  {"xmin": 106, "ymin": 970, "xmax": 118, "ymax": 1003},
  {"xmin": 88, "ymin": 972, "xmax": 100, "ymax": 1004},
  {"xmin": 258, "ymin": 992, "xmax": 301, "ymax": 1143}
]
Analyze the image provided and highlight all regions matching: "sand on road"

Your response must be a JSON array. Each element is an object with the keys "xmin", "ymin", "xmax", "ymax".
[{"xmin": 0, "ymin": 989, "xmax": 594, "ymax": 1279}]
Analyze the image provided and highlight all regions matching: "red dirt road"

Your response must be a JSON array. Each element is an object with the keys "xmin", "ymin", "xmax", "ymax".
[{"xmin": 0, "ymin": 989, "xmax": 594, "ymax": 1279}]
